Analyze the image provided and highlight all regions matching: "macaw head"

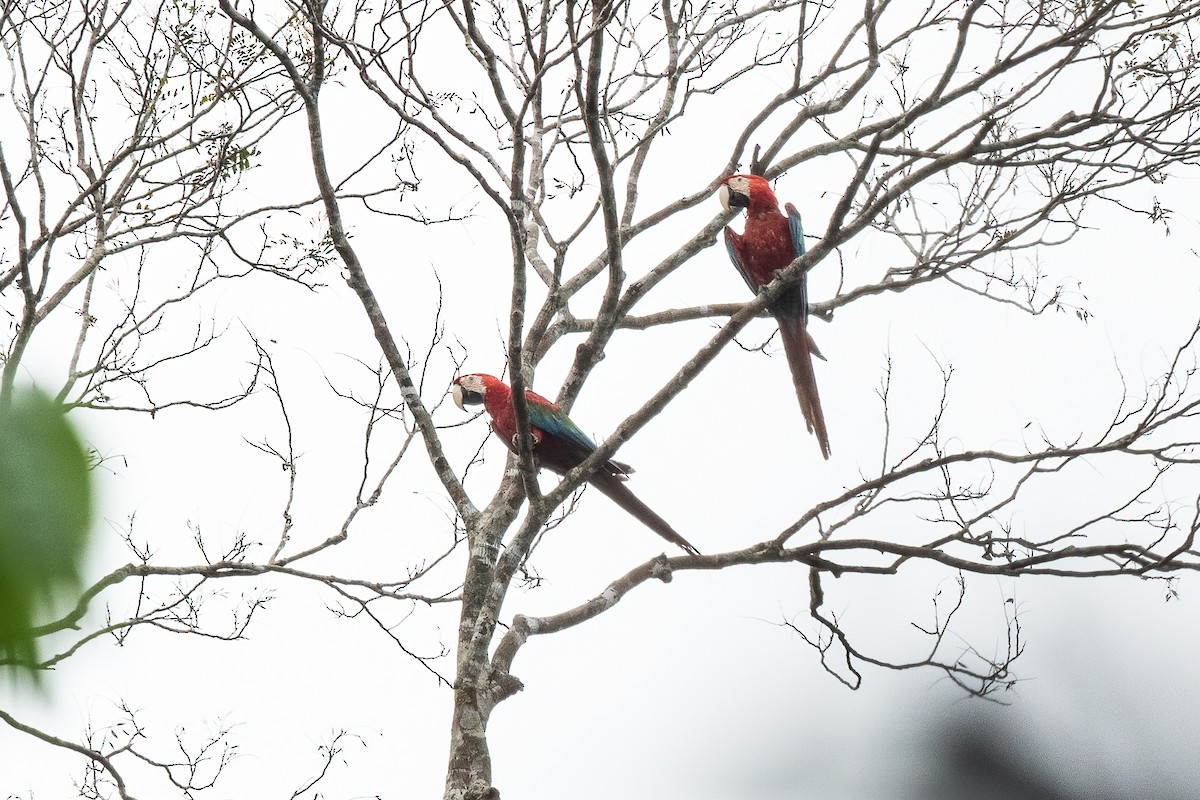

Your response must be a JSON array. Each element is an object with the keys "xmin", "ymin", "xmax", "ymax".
[
  {"xmin": 718, "ymin": 174, "xmax": 778, "ymax": 213},
  {"xmin": 452, "ymin": 373, "xmax": 503, "ymax": 410}
]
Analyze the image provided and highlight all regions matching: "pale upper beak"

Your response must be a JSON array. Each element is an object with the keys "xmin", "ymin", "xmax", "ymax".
[
  {"xmin": 718, "ymin": 184, "xmax": 732, "ymax": 213},
  {"xmin": 452, "ymin": 383, "xmax": 466, "ymax": 410}
]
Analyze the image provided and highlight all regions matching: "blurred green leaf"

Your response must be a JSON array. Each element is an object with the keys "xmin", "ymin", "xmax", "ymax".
[{"xmin": 0, "ymin": 389, "xmax": 92, "ymax": 681}]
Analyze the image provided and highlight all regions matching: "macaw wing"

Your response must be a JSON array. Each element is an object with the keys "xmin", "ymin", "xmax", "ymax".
[
  {"xmin": 723, "ymin": 227, "xmax": 759, "ymax": 296},
  {"xmin": 786, "ymin": 203, "xmax": 806, "ymax": 260},
  {"xmin": 525, "ymin": 397, "xmax": 635, "ymax": 479},
  {"xmin": 526, "ymin": 399, "xmax": 598, "ymax": 459},
  {"xmin": 775, "ymin": 203, "xmax": 809, "ymax": 325}
]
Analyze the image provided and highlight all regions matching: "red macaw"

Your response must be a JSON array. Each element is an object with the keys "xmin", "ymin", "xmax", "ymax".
[
  {"xmin": 719, "ymin": 174, "xmax": 831, "ymax": 459},
  {"xmin": 451, "ymin": 373, "xmax": 700, "ymax": 556}
]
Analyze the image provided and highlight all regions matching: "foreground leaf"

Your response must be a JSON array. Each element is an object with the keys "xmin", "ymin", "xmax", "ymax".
[{"xmin": 0, "ymin": 389, "xmax": 92, "ymax": 680}]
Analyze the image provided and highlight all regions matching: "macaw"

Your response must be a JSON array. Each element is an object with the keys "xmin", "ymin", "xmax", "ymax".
[
  {"xmin": 719, "ymin": 173, "xmax": 831, "ymax": 459},
  {"xmin": 452, "ymin": 373, "xmax": 700, "ymax": 556}
]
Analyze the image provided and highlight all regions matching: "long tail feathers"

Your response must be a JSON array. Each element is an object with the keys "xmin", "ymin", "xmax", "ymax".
[
  {"xmin": 777, "ymin": 312, "xmax": 832, "ymax": 459},
  {"xmin": 589, "ymin": 472, "xmax": 700, "ymax": 556}
]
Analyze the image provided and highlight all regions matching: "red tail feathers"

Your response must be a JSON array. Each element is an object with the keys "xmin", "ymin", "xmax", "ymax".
[
  {"xmin": 588, "ymin": 471, "xmax": 701, "ymax": 556},
  {"xmin": 777, "ymin": 312, "xmax": 831, "ymax": 459}
]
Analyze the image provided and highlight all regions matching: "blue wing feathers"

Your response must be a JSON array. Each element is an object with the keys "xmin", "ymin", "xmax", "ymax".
[
  {"xmin": 781, "ymin": 203, "xmax": 809, "ymax": 324},
  {"xmin": 527, "ymin": 401, "xmax": 598, "ymax": 454},
  {"xmin": 724, "ymin": 227, "xmax": 758, "ymax": 295},
  {"xmin": 786, "ymin": 203, "xmax": 805, "ymax": 260}
]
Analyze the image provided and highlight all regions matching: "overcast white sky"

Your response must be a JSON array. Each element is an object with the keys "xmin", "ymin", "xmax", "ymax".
[{"xmin": 5, "ymin": 3, "xmax": 1200, "ymax": 798}]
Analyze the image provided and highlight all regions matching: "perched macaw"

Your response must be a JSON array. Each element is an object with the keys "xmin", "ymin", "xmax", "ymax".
[
  {"xmin": 719, "ymin": 173, "xmax": 831, "ymax": 459},
  {"xmin": 451, "ymin": 373, "xmax": 700, "ymax": 556}
]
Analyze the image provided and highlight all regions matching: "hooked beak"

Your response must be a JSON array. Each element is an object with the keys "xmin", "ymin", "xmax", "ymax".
[
  {"xmin": 718, "ymin": 184, "xmax": 748, "ymax": 213},
  {"xmin": 452, "ymin": 382, "xmax": 484, "ymax": 410}
]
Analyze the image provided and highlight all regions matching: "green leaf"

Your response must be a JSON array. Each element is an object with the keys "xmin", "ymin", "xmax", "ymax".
[{"xmin": 0, "ymin": 389, "xmax": 93, "ymax": 681}]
